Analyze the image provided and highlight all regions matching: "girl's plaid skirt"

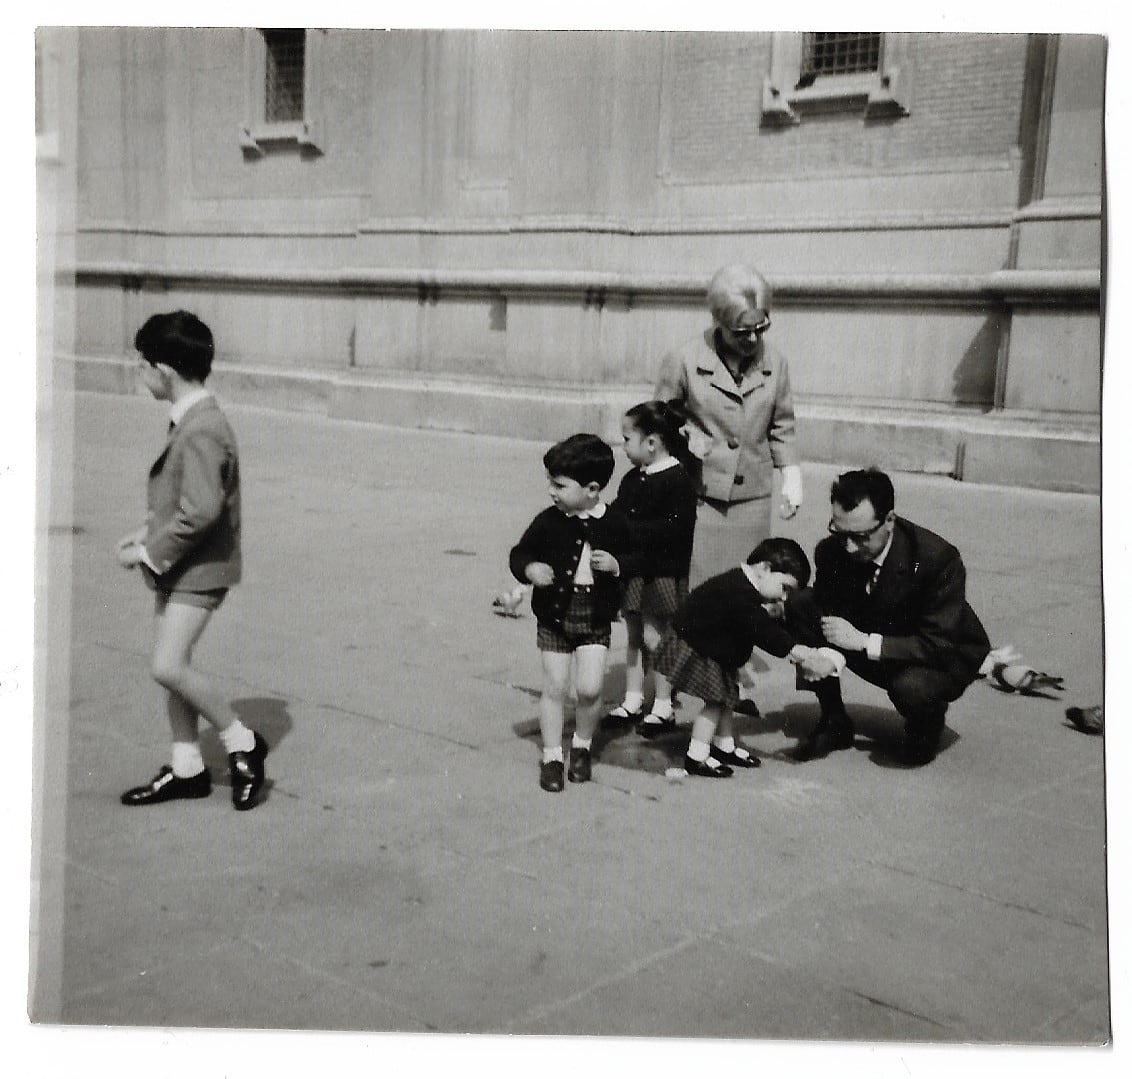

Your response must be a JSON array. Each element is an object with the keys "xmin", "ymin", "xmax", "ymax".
[
  {"xmin": 536, "ymin": 586, "xmax": 611, "ymax": 653},
  {"xmin": 652, "ymin": 631, "xmax": 739, "ymax": 709},
  {"xmin": 622, "ymin": 575, "xmax": 688, "ymax": 619}
]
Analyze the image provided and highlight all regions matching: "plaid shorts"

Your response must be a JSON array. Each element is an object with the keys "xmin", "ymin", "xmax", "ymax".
[
  {"xmin": 622, "ymin": 575, "xmax": 688, "ymax": 619},
  {"xmin": 536, "ymin": 586, "xmax": 611, "ymax": 653},
  {"xmin": 653, "ymin": 631, "xmax": 738, "ymax": 709}
]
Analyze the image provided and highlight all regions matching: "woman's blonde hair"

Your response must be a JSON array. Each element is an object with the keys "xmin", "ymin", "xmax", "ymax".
[{"xmin": 706, "ymin": 264, "xmax": 772, "ymax": 327}]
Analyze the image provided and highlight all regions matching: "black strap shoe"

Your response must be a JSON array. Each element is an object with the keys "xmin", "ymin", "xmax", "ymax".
[
  {"xmin": 713, "ymin": 744, "xmax": 761, "ymax": 768},
  {"xmin": 683, "ymin": 754, "xmax": 734, "ymax": 778},
  {"xmin": 229, "ymin": 732, "xmax": 268, "ymax": 810},
  {"xmin": 121, "ymin": 765, "xmax": 212, "ymax": 806}
]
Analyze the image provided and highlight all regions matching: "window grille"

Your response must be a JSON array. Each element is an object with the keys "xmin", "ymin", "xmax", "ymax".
[
  {"xmin": 799, "ymin": 32, "xmax": 882, "ymax": 82},
  {"xmin": 262, "ymin": 29, "xmax": 305, "ymax": 123}
]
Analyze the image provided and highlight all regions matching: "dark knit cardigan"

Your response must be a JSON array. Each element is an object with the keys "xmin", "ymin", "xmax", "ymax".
[
  {"xmin": 509, "ymin": 505, "xmax": 636, "ymax": 629},
  {"xmin": 672, "ymin": 567, "xmax": 797, "ymax": 670},
  {"xmin": 609, "ymin": 462, "xmax": 698, "ymax": 579}
]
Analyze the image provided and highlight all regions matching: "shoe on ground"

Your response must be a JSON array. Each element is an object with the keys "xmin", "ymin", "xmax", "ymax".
[
  {"xmin": 121, "ymin": 765, "xmax": 212, "ymax": 806},
  {"xmin": 540, "ymin": 758, "xmax": 565, "ymax": 792},
  {"xmin": 712, "ymin": 744, "xmax": 761, "ymax": 768},
  {"xmin": 568, "ymin": 746, "xmax": 592, "ymax": 783},
  {"xmin": 732, "ymin": 698, "xmax": 761, "ymax": 718},
  {"xmin": 683, "ymin": 754, "xmax": 734, "ymax": 778},
  {"xmin": 229, "ymin": 732, "xmax": 269, "ymax": 810},
  {"xmin": 636, "ymin": 714, "xmax": 677, "ymax": 738},
  {"xmin": 792, "ymin": 717, "xmax": 854, "ymax": 761},
  {"xmin": 603, "ymin": 704, "xmax": 644, "ymax": 728}
]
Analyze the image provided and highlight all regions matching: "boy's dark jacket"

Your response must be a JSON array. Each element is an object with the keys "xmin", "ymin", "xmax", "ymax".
[{"xmin": 509, "ymin": 505, "xmax": 636, "ymax": 629}]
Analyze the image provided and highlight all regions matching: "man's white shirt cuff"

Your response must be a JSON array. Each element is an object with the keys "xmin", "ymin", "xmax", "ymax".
[{"xmin": 866, "ymin": 633, "xmax": 883, "ymax": 661}]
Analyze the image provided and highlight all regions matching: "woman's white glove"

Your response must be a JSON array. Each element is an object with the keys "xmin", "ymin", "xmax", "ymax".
[{"xmin": 779, "ymin": 464, "xmax": 803, "ymax": 519}]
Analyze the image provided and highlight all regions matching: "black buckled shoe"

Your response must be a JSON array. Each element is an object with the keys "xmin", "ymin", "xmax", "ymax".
[
  {"xmin": 229, "ymin": 732, "xmax": 268, "ymax": 810},
  {"xmin": 121, "ymin": 765, "xmax": 211, "ymax": 806},
  {"xmin": 683, "ymin": 754, "xmax": 734, "ymax": 778},
  {"xmin": 712, "ymin": 744, "xmax": 761, "ymax": 769},
  {"xmin": 792, "ymin": 717, "xmax": 855, "ymax": 761},
  {"xmin": 636, "ymin": 714, "xmax": 677, "ymax": 739},
  {"xmin": 539, "ymin": 759, "xmax": 565, "ymax": 793},
  {"xmin": 568, "ymin": 746, "xmax": 592, "ymax": 783}
]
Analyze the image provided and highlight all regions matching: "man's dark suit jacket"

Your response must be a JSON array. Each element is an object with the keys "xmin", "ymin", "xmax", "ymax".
[{"xmin": 813, "ymin": 515, "xmax": 990, "ymax": 682}]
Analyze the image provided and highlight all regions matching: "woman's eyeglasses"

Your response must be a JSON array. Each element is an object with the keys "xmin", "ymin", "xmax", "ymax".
[{"xmin": 725, "ymin": 316, "xmax": 771, "ymax": 338}]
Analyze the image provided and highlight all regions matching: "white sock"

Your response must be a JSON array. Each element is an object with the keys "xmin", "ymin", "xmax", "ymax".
[
  {"xmin": 541, "ymin": 745, "xmax": 564, "ymax": 764},
  {"xmin": 171, "ymin": 741, "xmax": 205, "ymax": 779},
  {"xmin": 650, "ymin": 697, "xmax": 674, "ymax": 720},
  {"xmin": 572, "ymin": 734, "xmax": 592, "ymax": 750},
  {"xmin": 687, "ymin": 738, "xmax": 711, "ymax": 763},
  {"xmin": 712, "ymin": 735, "xmax": 736, "ymax": 754},
  {"xmin": 620, "ymin": 691, "xmax": 645, "ymax": 713},
  {"xmin": 219, "ymin": 720, "xmax": 256, "ymax": 755}
]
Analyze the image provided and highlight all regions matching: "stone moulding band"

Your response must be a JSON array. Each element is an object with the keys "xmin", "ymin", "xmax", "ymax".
[{"xmin": 69, "ymin": 263, "xmax": 1101, "ymax": 306}]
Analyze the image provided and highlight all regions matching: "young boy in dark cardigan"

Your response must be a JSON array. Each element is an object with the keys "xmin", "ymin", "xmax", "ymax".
[{"xmin": 509, "ymin": 434, "xmax": 636, "ymax": 792}]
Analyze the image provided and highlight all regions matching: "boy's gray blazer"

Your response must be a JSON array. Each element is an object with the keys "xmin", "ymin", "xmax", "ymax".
[{"xmin": 144, "ymin": 396, "xmax": 242, "ymax": 592}]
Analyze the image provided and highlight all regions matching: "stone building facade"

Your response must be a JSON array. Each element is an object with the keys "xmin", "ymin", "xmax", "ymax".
[{"xmin": 38, "ymin": 28, "xmax": 1104, "ymax": 490}]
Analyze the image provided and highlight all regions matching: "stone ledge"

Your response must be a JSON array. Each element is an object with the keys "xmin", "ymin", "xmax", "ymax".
[{"xmin": 64, "ymin": 356, "xmax": 1100, "ymax": 493}]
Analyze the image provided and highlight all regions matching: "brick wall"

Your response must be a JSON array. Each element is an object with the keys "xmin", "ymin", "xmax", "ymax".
[{"xmin": 665, "ymin": 32, "xmax": 1030, "ymax": 181}]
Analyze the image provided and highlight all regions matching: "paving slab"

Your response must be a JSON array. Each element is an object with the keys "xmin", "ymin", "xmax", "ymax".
[{"xmin": 27, "ymin": 389, "xmax": 1113, "ymax": 1063}]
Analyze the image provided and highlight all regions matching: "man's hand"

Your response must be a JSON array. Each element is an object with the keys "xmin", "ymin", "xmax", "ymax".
[
  {"xmin": 590, "ymin": 550, "xmax": 620, "ymax": 576},
  {"xmin": 525, "ymin": 562, "xmax": 555, "ymax": 587},
  {"xmin": 820, "ymin": 616, "xmax": 868, "ymax": 652}
]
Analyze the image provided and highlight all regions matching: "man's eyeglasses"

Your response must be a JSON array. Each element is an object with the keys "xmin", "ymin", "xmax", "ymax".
[{"xmin": 828, "ymin": 519, "xmax": 886, "ymax": 545}]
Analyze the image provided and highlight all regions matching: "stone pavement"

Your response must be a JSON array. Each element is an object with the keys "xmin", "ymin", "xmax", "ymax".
[{"xmin": 27, "ymin": 389, "xmax": 1113, "ymax": 1064}]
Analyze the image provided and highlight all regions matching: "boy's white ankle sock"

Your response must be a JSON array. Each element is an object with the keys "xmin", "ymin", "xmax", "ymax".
[
  {"xmin": 171, "ymin": 741, "xmax": 206, "ymax": 778},
  {"xmin": 650, "ymin": 697, "xmax": 674, "ymax": 720},
  {"xmin": 572, "ymin": 734, "xmax": 592, "ymax": 750},
  {"xmin": 712, "ymin": 735, "xmax": 736, "ymax": 753},
  {"xmin": 219, "ymin": 720, "xmax": 256, "ymax": 755},
  {"xmin": 687, "ymin": 738, "xmax": 711, "ymax": 763},
  {"xmin": 541, "ymin": 745, "xmax": 564, "ymax": 764},
  {"xmin": 620, "ymin": 691, "xmax": 645, "ymax": 712}
]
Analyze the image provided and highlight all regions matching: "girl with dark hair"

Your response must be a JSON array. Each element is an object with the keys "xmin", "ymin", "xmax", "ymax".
[{"xmin": 604, "ymin": 400, "xmax": 699, "ymax": 730}]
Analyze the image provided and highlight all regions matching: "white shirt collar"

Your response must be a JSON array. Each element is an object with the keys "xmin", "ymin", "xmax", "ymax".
[
  {"xmin": 567, "ymin": 501, "xmax": 607, "ymax": 520},
  {"xmin": 169, "ymin": 387, "xmax": 213, "ymax": 426},
  {"xmin": 643, "ymin": 455, "xmax": 680, "ymax": 475},
  {"xmin": 873, "ymin": 527, "xmax": 895, "ymax": 569}
]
